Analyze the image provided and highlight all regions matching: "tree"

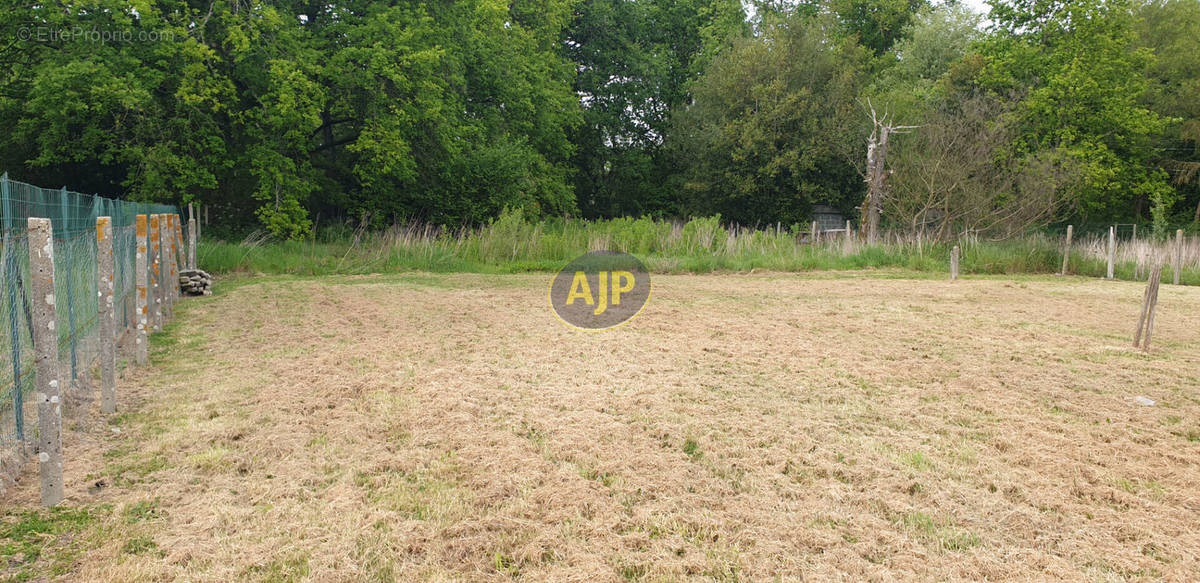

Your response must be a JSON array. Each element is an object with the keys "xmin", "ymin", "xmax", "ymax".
[
  {"xmin": 565, "ymin": 0, "xmax": 746, "ymax": 218},
  {"xmin": 1135, "ymin": 0, "xmax": 1200, "ymax": 225},
  {"xmin": 976, "ymin": 0, "xmax": 1169, "ymax": 224},
  {"xmin": 887, "ymin": 95, "xmax": 1080, "ymax": 239},
  {"xmin": 670, "ymin": 15, "xmax": 869, "ymax": 225},
  {"xmin": 829, "ymin": 0, "xmax": 928, "ymax": 56},
  {"xmin": 862, "ymin": 102, "xmax": 918, "ymax": 242},
  {"xmin": 0, "ymin": 0, "xmax": 586, "ymax": 237}
]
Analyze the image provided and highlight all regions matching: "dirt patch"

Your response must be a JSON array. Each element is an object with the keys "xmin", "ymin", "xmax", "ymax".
[{"xmin": 3, "ymin": 272, "xmax": 1199, "ymax": 581}]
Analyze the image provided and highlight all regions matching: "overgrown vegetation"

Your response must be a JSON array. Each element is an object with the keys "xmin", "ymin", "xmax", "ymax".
[
  {"xmin": 4, "ymin": 1, "xmax": 1199, "ymax": 237},
  {"xmin": 197, "ymin": 211, "xmax": 1200, "ymax": 285}
]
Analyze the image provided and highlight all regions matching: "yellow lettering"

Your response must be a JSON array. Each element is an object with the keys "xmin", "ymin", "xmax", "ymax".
[
  {"xmin": 566, "ymin": 271, "xmax": 593, "ymax": 306},
  {"xmin": 611, "ymin": 271, "xmax": 635, "ymax": 305},
  {"xmin": 594, "ymin": 271, "xmax": 608, "ymax": 315}
]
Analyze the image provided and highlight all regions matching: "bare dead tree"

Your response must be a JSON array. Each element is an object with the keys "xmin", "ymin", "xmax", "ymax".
[{"xmin": 863, "ymin": 100, "xmax": 919, "ymax": 243}]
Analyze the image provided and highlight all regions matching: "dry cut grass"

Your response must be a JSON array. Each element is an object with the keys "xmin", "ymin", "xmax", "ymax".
[{"xmin": 2, "ymin": 271, "xmax": 1199, "ymax": 582}]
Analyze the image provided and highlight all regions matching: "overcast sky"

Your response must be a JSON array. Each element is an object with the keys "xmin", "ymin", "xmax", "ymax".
[{"xmin": 960, "ymin": 0, "xmax": 991, "ymax": 17}]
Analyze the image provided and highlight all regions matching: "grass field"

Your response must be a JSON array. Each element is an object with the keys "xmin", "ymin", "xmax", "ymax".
[{"xmin": 3, "ymin": 271, "xmax": 1199, "ymax": 582}]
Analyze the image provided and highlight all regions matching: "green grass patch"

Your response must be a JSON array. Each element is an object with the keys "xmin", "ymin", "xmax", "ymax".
[
  {"xmin": 242, "ymin": 554, "xmax": 311, "ymax": 583},
  {"xmin": 898, "ymin": 510, "xmax": 982, "ymax": 552},
  {"xmin": 0, "ymin": 506, "xmax": 98, "ymax": 582}
]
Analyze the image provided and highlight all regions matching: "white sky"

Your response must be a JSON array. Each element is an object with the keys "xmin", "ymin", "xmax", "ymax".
[{"xmin": 960, "ymin": 0, "xmax": 991, "ymax": 18}]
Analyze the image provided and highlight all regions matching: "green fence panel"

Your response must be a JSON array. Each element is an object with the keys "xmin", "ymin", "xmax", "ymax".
[{"xmin": 0, "ymin": 173, "xmax": 178, "ymax": 479}]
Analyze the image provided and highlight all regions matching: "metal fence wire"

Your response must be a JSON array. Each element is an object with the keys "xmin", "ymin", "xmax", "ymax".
[{"xmin": 0, "ymin": 172, "xmax": 179, "ymax": 479}]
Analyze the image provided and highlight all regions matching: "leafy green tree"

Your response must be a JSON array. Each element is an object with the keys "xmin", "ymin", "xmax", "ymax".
[
  {"xmin": 1136, "ymin": 0, "xmax": 1200, "ymax": 225},
  {"xmin": 566, "ymin": 0, "xmax": 746, "ymax": 218},
  {"xmin": 829, "ymin": 0, "xmax": 928, "ymax": 56},
  {"xmin": 1, "ymin": 0, "xmax": 227, "ymax": 201},
  {"xmin": 976, "ymin": 0, "xmax": 1170, "ymax": 224},
  {"xmin": 670, "ymin": 15, "xmax": 869, "ymax": 225},
  {"xmin": 1, "ymin": 0, "xmax": 585, "ymax": 237}
]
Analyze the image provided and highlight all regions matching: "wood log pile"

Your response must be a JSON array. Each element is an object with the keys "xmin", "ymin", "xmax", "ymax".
[{"xmin": 179, "ymin": 269, "xmax": 213, "ymax": 296}]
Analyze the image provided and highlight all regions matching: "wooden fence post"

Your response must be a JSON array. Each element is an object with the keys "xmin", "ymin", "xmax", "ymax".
[
  {"xmin": 1106, "ymin": 225, "xmax": 1116, "ymax": 280},
  {"xmin": 950, "ymin": 245, "xmax": 960, "ymax": 281},
  {"xmin": 27, "ymin": 218, "xmax": 63, "ymax": 506},
  {"xmin": 810, "ymin": 221, "xmax": 819, "ymax": 244},
  {"xmin": 135, "ymin": 215, "xmax": 150, "ymax": 366},
  {"xmin": 1060, "ymin": 225, "xmax": 1073, "ymax": 276},
  {"xmin": 150, "ymin": 214, "xmax": 162, "ymax": 331},
  {"xmin": 1175, "ymin": 229, "xmax": 1184, "ymax": 285},
  {"xmin": 96, "ymin": 217, "xmax": 117, "ymax": 414},
  {"xmin": 1133, "ymin": 264, "xmax": 1163, "ymax": 351}
]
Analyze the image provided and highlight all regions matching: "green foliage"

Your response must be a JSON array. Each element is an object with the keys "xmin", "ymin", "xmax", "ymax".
[
  {"xmin": 871, "ymin": 3, "xmax": 982, "ymax": 109},
  {"xmin": 2, "ymin": 0, "xmax": 1197, "ymax": 233},
  {"xmin": 977, "ymin": 0, "xmax": 1170, "ymax": 222},
  {"xmin": 1136, "ymin": 0, "xmax": 1200, "ymax": 225},
  {"xmin": 1148, "ymin": 179, "xmax": 1179, "ymax": 235},
  {"xmin": 0, "ymin": 0, "xmax": 582, "ymax": 237},
  {"xmin": 671, "ymin": 14, "xmax": 869, "ymax": 225},
  {"xmin": 567, "ymin": 0, "xmax": 747, "ymax": 218},
  {"xmin": 828, "ymin": 0, "xmax": 928, "ymax": 56}
]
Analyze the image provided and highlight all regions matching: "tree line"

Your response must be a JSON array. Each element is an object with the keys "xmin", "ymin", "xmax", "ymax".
[{"xmin": 2, "ymin": 0, "xmax": 1197, "ymax": 239}]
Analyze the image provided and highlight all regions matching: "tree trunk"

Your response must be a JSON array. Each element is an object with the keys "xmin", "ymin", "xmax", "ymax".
[
  {"xmin": 866, "ymin": 128, "xmax": 890, "ymax": 243},
  {"xmin": 863, "ymin": 104, "xmax": 915, "ymax": 244}
]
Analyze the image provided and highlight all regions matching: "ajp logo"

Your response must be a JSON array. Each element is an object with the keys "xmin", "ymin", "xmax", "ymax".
[{"xmin": 549, "ymin": 251, "xmax": 651, "ymax": 331}]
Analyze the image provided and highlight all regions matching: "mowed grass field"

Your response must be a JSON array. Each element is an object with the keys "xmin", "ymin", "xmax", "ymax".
[{"xmin": 3, "ymin": 271, "xmax": 1199, "ymax": 582}]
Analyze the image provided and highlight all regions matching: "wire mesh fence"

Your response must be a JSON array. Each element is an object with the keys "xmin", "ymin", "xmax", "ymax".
[{"xmin": 1, "ymin": 172, "xmax": 180, "ymax": 481}]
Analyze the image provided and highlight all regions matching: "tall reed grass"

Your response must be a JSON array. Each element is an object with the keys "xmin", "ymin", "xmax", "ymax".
[{"xmin": 196, "ymin": 211, "xmax": 1200, "ymax": 285}]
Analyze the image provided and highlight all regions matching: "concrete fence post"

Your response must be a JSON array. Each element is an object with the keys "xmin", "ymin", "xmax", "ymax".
[
  {"xmin": 135, "ymin": 215, "xmax": 150, "ymax": 366},
  {"xmin": 810, "ymin": 221, "xmax": 819, "ymax": 244},
  {"xmin": 175, "ymin": 214, "xmax": 184, "ymax": 298},
  {"xmin": 1175, "ymin": 229, "xmax": 1184, "ymax": 285},
  {"xmin": 150, "ymin": 214, "xmax": 162, "ymax": 331},
  {"xmin": 163, "ymin": 215, "xmax": 175, "ymax": 318},
  {"xmin": 96, "ymin": 217, "xmax": 117, "ymax": 414},
  {"xmin": 27, "ymin": 218, "xmax": 63, "ymax": 507},
  {"xmin": 1106, "ymin": 226, "xmax": 1116, "ymax": 280},
  {"xmin": 1060, "ymin": 225, "xmax": 1073, "ymax": 276},
  {"xmin": 188, "ymin": 204, "xmax": 197, "ymax": 270},
  {"xmin": 950, "ymin": 245, "xmax": 960, "ymax": 281},
  {"xmin": 172, "ymin": 216, "xmax": 180, "ymax": 302},
  {"xmin": 161, "ymin": 215, "xmax": 173, "ymax": 321}
]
